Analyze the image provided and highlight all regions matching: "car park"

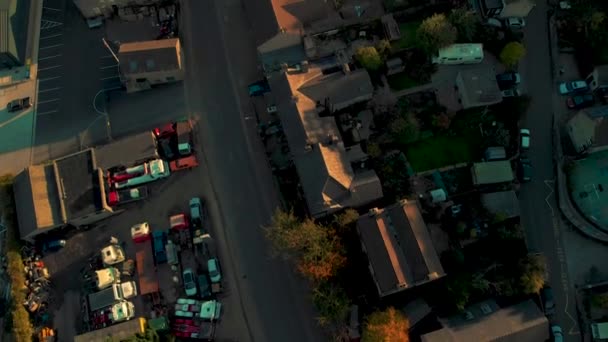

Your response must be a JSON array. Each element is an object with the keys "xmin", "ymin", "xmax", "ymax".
[
  {"xmin": 496, "ymin": 72, "xmax": 521, "ymax": 90},
  {"xmin": 559, "ymin": 80, "xmax": 589, "ymax": 95},
  {"xmin": 541, "ymin": 287, "xmax": 556, "ymax": 316},
  {"xmin": 520, "ymin": 129, "xmax": 530, "ymax": 150},
  {"xmin": 208, "ymin": 258, "xmax": 221, "ymax": 283},
  {"xmin": 518, "ymin": 157, "xmax": 532, "ymax": 183},
  {"xmin": 501, "ymin": 88, "xmax": 521, "ymax": 98},
  {"xmin": 567, "ymin": 93, "xmax": 595, "ymax": 109},
  {"xmin": 505, "ymin": 17, "xmax": 525, "ymax": 29},
  {"xmin": 182, "ymin": 268, "xmax": 197, "ymax": 297}
]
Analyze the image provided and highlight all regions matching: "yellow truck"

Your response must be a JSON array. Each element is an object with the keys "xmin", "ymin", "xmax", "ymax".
[{"xmin": 74, "ymin": 317, "xmax": 146, "ymax": 342}]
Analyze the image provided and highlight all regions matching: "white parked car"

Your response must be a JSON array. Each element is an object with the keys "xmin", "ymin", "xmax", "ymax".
[
  {"xmin": 559, "ymin": 80, "xmax": 589, "ymax": 95},
  {"xmin": 506, "ymin": 17, "xmax": 526, "ymax": 29},
  {"xmin": 520, "ymin": 129, "xmax": 530, "ymax": 150},
  {"xmin": 552, "ymin": 325, "xmax": 563, "ymax": 342}
]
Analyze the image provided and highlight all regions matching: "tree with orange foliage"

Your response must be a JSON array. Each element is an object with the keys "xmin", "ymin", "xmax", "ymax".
[
  {"xmin": 362, "ymin": 307, "xmax": 410, "ymax": 342},
  {"xmin": 264, "ymin": 209, "xmax": 346, "ymax": 283}
]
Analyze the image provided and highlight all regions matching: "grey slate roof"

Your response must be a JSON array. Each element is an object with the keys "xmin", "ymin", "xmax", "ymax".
[
  {"xmin": 357, "ymin": 200, "xmax": 445, "ymax": 297},
  {"xmin": 421, "ymin": 299, "xmax": 549, "ymax": 342},
  {"xmin": 456, "ymin": 65, "xmax": 502, "ymax": 109},
  {"xmin": 481, "ymin": 191, "xmax": 520, "ymax": 219}
]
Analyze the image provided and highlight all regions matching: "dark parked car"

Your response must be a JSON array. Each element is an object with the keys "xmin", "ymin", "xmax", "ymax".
[
  {"xmin": 7, "ymin": 97, "xmax": 32, "ymax": 113},
  {"xmin": 518, "ymin": 157, "xmax": 532, "ymax": 183},
  {"xmin": 541, "ymin": 287, "xmax": 556, "ymax": 316},
  {"xmin": 152, "ymin": 231, "xmax": 168, "ymax": 264},
  {"xmin": 496, "ymin": 72, "xmax": 521, "ymax": 90},
  {"xmin": 248, "ymin": 79, "xmax": 271, "ymax": 97},
  {"xmin": 198, "ymin": 274, "xmax": 212, "ymax": 298},
  {"xmin": 567, "ymin": 94, "xmax": 595, "ymax": 109}
]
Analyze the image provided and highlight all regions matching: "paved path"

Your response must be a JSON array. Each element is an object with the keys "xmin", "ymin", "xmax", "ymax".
[
  {"xmin": 180, "ymin": 0, "xmax": 323, "ymax": 341},
  {"xmin": 518, "ymin": 3, "xmax": 580, "ymax": 340}
]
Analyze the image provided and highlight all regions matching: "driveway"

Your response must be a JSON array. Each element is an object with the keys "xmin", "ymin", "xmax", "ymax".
[
  {"xmin": 179, "ymin": 0, "xmax": 323, "ymax": 341},
  {"xmin": 518, "ymin": 3, "xmax": 579, "ymax": 340}
]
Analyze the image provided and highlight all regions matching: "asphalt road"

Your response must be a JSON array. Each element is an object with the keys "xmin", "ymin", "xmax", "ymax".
[
  {"xmin": 518, "ymin": 2, "xmax": 580, "ymax": 340},
  {"xmin": 179, "ymin": 0, "xmax": 323, "ymax": 341}
]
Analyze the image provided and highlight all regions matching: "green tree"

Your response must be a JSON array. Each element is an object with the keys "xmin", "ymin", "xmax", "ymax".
[
  {"xmin": 447, "ymin": 274, "xmax": 472, "ymax": 311},
  {"xmin": 264, "ymin": 210, "xmax": 346, "ymax": 282},
  {"xmin": 355, "ymin": 46, "xmax": 383, "ymax": 71},
  {"xmin": 311, "ymin": 282, "xmax": 351, "ymax": 326},
  {"xmin": 416, "ymin": 14, "xmax": 457, "ymax": 54},
  {"xmin": 376, "ymin": 39, "xmax": 392, "ymax": 59},
  {"xmin": 499, "ymin": 42, "xmax": 526, "ymax": 68},
  {"xmin": 334, "ymin": 209, "xmax": 360, "ymax": 232},
  {"xmin": 12, "ymin": 306, "xmax": 33, "ymax": 342},
  {"xmin": 448, "ymin": 8, "xmax": 478, "ymax": 42},
  {"xmin": 519, "ymin": 254, "xmax": 546, "ymax": 295},
  {"xmin": 125, "ymin": 328, "xmax": 160, "ymax": 342},
  {"xmin": 362, "ymin": 307, "xmax": 410, "ymax": 342}
]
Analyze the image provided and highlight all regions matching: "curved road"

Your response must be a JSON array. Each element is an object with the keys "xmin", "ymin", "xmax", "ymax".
[{"xmin": 179, "ymin": 0, "xmax": 323, "ymax": 341}]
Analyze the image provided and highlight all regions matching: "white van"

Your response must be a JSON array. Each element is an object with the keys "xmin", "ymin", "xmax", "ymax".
[{"xmin": 432, "ymin": 44, "xmax": 484, "ymax": 65}]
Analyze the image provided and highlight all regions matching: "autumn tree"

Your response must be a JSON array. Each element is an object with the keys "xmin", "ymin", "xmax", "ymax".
[
  {"xmin": 448, "ymin": 8, "xmax": 478, "ymax": 42},
  {"xmin": 312, "ymin": 282, "xmax": 351, "ymax": 326},
  {"xmin": 355, "ymin": 46, "xmax": 383, "ymax": 71},
  {"xmin": 362, "ymin": 307, "xmax": 410, "ymax": 342},
  {"xmin": 334, "ymin": 209, "xmax": 360, "ymax": 233},
  {"xmin": 519, "ymin": 254, "xmax": 546, "ymax": 294},
  {"xmin": 265, "ymin": 209, "xmax": 346, "ymax": 282},
  {"xmin": 500, "ymin": 42, "xmax": 526, "ymax": 68},
  {"xmin": 376, "ymin": 39, "xmax": 392, "ymax": 59},
  {"xmin": 416, "ymin": 14, "xmax": 457, "ymax": 54}
]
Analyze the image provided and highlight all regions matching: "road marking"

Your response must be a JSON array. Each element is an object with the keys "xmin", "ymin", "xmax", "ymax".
[
  {"xmin": 40, "ymin": 44, "xmax": 63, "ymax": 50},
  {"xmin": 38, "ymin": 98, "xmax": 60, "ymax": 105},
  {"xmin": 37, "ymin": 110, "xmax": 58, "ymax": 116},
  {"xmin": 39, "ymin": 76, "xmax": 61, "ymax": 82},
  {"xmin": 40, "ymin": 33, "xmax": 62, "ymax": 40},
  {"xmin": 41, "ymin": 20, "xmax": 63, "ymax": 30},
  {"xmin": 39, "ymin": 54, "xmax": 62, "ymax": 61},
  {"xmin": 38, "ymin": 65, "xmax": 62, "ymax": 71},
  {"xmin": 100, "ymin": 76, "xmax": 120, "ymax": 81},
  {"xmin": 545, "ymin": 180, "xmax": 555, "ymax": 215},
  {"xmin": 100, "ymin": 55, "xmax": 115, "ymax": 59},
  {"xmin": 38, "ymin": 87, "xmax": 61, "ymax": 94},
  {"xmin": 100, "ymin": 65, "xmax": 118, "ymax": 70},
  {"xmin": 43, "ymin": 7, "xmax": 62, "ymax": 11}
]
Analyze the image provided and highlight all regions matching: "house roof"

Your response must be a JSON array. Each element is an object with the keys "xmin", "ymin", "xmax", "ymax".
[
  {"xmin": 272, "ymin": 68, "xmax": 382, "ymax": 216},
  {"xmin": 357, "ymin": 200, "xmax": 445, "ymax": 297},
  {"xmin": 257, "ymin": 32, "xmax": 306, "ymax": 72},
  {"xmin": 481, "ymin": 191, "xmax": 520, "ymax": 219},
  {"xmin": 472, "ymin": 161, "xmax": 514, "ymax": 185},
  {"xmin": 456, "ymin": 66, "xmax": 502, "ymax": 109},
  {"xmin": 118, "ymin": 38, "xmax": 181, "ymax": 75},
  {"xmin": 299, "ymin": 69, "xmax": 374, "ymax": 111},
  {"xmin": 567, "ymin": 111, "xmax": 596, "ymax": 153},
  {"xmin": 421, "ymin": 299, "xmax": 549, "ymax": 342},
  {"xmin": 95, "ymin": 131, "xmax": 159, "ymax": 170},
  {"xmin": 13, "ymin": 149, "xmax": 104, "ymax": 239},
  {"xmin": 0, "ymin": 0, "xmax": 30, "ymax": 65},
  {"xmin": 13, "ymin": 164, "xmax": 66, "ymax": 239},
  {"xmin": 593, "ymin": 65, "xmax": 608, "ymax": 86},
  {"xmin": 403, "ymin": 299, "xmax": 432, "ymax": 328}
]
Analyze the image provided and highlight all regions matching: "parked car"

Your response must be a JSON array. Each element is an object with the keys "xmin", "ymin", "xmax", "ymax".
[
  {"xmin": 7, "ymin": 97, "xmax": 32, "ymax": 113},
  {"xmin": 153, "ymin": 123, "xmax": 176, "ymax": 138},
  {"xmin": 567, "ymin": 93, "xmax": 595, "ymax": 109},
  {"xmin": 189, "ymin": 197, "xmax": 203, "ymax": 225},
  {"xmin": 198, "ymin": 274, "xmax": 212, "ymax": 298},
  {"xmin": 520, "ymin": 129, "xmax": 531, "ymax": 149},
  {"xmin": 559, "ymin": 80, "xmax": 589, "ymax": 95},
  {"xmin": 207, "ymin": 258, "xmax": 222, "ymax": 283},
  {"xmin": 158, "ymin": 137, "xmax": 175, "ymax": 159},
  {"xmin": 505, "ymin": 17, "xmax": 526, "ymax": 29},
  {"xmin": 541, "ymin": 287, "xmax": 556, "ymax": 316},
  {"xmin": 248, "ymin": 79, "xmax": 270, "ymax": 97},
  {"xmin": 502, "ymin": 88, "xmax": 521, "ymax": 98},
  {"xmin": 552, "ymin": 325, "xmax": 563, "ymax": 342},
  {"xmin": 152, "ymin": 231, "xmax": 168, "ymax": 264},
  {"xmin": 182, "ymin": 268, "xmax": 197, "ymax": 297},
  {"xmin": 42, "ymin": 239, "xmax": 66, "ymax": 254},
  {"xmin": 518, "ymin": 157, "xmax": 532, "ymax": 183},
  {"xmin": 496, "ymin": 72, "xmax": 521, "ymax": 90},
  {"xmin": 486, "ymin": 18, "xmax": 503, "ymax": 28}
]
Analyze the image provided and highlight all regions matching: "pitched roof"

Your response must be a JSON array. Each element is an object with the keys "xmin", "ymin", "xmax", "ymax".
[
  {"xmin": 319, "ymin": 143, "xmax": 354, "ymax": 189},
  {"xmin": 456, "ymin": 66, "xmax": 502, "ymax": 109},
  {"xmin": 471, "ymin": 161, "xmax": 514, "ymax": 185},
  {"xmin": 257, "ymin": 32, "xmax": 306, "ymax": 72},
  {"xmin": 357, "ymin": 200, "xmax": 445, "ymax": 297},
  {"xmin": 13, "ymin": 164, "xmax": 66, "ymax": 239},
  {"xmin": 0, "ymin": 0, "xmax": 29, "ymax": 65},
  {"xmin": 481, "ymin": 191, "xmax": 520, "ymax": 219},
  {"xmin": 421, "ymin": 299, "xmax": 549, "ymax": 342},
  {"xmin": 118, "ymin": 38, "xmax": 182, "ymax": 75},
  {"xmin": 299, "ymin": 69, "xmax": 374, "ymax": 111}
]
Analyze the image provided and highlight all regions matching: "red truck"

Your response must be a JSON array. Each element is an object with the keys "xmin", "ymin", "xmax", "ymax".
[{"xmin": 107, "ymin": 187, "xmax": 148, "ymax": 206}]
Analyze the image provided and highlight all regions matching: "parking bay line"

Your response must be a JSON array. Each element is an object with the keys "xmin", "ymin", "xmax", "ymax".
[
  {"xmin": 43, "ymin": 7, "xmax": 62, "ymax": 11},
  {"xmin": 40, "ymin": 44, "xmax": 64, "ymax": 50},
  {"xmin": 37, "ymin": 110, "xmax": 59, "ymax": 116},
  {"xmin": 39, "ymin": 76, "xmax": 61, "ymax": 82},
  {"xmin": 38, "ymin": 87, "xmax": 61, "ymax": 94},
  {"xmin": 100, "ymin": 65, "xmax": 118, "ymax": 70},
  {"xmin": 38, "ymin": 65, "xmax": 62, "ymax": 71},
  {"xmin": 40, "ymin": 33, "xmax": 62, "ymax": 40},
  {"xmin": 37, "ymin": 98, "xmax": 60, "ymax": 105},
  {"xmin": 39, "ymin": 54, "xmax": 62, "ymax": 61},
  {"xmin": 100, "ymin": 76, "xmax": 120, "ymax": 81}
]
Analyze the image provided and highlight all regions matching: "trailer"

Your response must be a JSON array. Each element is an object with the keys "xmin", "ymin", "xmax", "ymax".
[
  {"xmin": 135, "ymin": 239, "xmax": 160, "ymax": 297},
  {"xmin": 107, "ymin": 186, "xmax": 148, "ymax": 206},
  {"xmin": 114, "ymin": 159, "xmax": 170, "ymax": 189},
  {"xmin": 88, "ymin": 282, "xmax": 137, "ymax": 312},
  {"xmin": 74, "ymin": 317, "xmax": 147, "ymax": 342}
]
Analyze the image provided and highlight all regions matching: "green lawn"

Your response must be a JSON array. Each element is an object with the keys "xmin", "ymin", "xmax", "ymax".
[
  {"xmin": 391, "ymin": 21, "xmax": 421, "ymax": 51},
  {"xmin": 387, "ymin": 72, "xmax": 420, "ymax": 90},
  {"xmin": 404, "ymin": 135, "xmax": 478, "ymax": 172}
]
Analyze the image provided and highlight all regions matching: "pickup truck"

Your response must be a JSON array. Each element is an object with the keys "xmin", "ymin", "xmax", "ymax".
[
  {"xmin": 88, "ymin": 282, "xmax": 137, "ymax": 312},
  {"xmin": 92, "ymin": 301, "xmax": 135, "ymax": 326},
  {"xmin": 169, "ymin": 154, "xmax": 199, "ymax": 172},
  {"xmin": 107, "ymin": 187, "xmax": 148, "ymax": 206}
]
